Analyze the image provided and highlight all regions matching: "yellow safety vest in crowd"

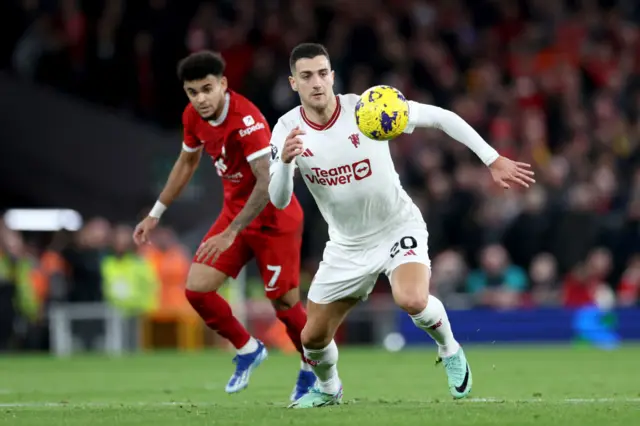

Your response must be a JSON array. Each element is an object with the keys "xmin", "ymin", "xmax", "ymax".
[
  {"xmin": 15, "ymin": 258, "xmax": 39, "ymax": 321},
  {"xmin": 101, "ymin": 254, "xmax": 159, "ymax": 315},
  {"xmin": 0, "ymin": 255, "xmax": 11, "ymax": 281}
]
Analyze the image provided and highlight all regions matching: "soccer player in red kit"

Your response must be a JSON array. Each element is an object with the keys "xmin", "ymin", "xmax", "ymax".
[{"xmin": 133, "ymin": 51, "xmax": 314, "ymax": 400}]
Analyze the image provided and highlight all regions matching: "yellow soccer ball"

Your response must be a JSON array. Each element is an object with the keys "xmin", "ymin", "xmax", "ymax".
[{"xmin": 355, "ymin": 85, "xmax": 409, "ymax": 141}]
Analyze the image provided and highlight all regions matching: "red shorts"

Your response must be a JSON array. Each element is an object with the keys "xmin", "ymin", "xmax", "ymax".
[{"xmin": 193, "ymin": 215, "xmax": 302, "ymax": 300}]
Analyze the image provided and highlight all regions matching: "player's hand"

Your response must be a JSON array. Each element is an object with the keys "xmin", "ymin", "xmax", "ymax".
[
  {"xmin": 489, "ymin": 156, "xmax": 536, "ymax": 189},
  {"xmin": 195, "ymin": 229, "xmax": 237, "ymax": 264},
  {"xmin": 281, "ymin": 127, "xmax": 306, "ymax": 164},
  {"xmin": 133, "ymin": 216, "xmax": 159, "ymax": 245}
]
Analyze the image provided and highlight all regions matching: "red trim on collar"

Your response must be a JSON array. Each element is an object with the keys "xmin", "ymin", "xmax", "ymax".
[{"xmin": 301, "ymin": 96, "xmax": 341, "ymax": 130}]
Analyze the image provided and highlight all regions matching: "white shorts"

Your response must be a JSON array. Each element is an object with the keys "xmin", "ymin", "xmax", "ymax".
[{"xmin": 307, "ymin": 221, "xmax": 431, "ymax": 304}]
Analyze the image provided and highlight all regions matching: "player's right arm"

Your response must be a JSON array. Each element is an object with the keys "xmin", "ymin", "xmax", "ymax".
[
  {"xmin": 133, "ymin": 110, "xmax": 202, "ymax": 245},
  {"xmin": 268, "ymin": 120, "xmax": 304, "ymax": 209},
  {"xmin": 157, "ymin": 147, "xmax": 202, "ymax": 208}
]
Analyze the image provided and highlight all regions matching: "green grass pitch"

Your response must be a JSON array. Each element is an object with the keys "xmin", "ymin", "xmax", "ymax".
[{"xmin": 1, "ymin": 345, "xmax": 639, "ymax": 425}]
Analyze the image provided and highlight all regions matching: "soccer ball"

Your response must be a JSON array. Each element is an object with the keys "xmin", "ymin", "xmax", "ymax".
[{"xmin": 355, "ymin": 85, "xmax": 409, "ymax": 141}]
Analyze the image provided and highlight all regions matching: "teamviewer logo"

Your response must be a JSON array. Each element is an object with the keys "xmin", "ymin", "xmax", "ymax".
[
  {"xmin": 304, "ymin": 159, "xmax": 373, "ymax": 186},
  {"xmin": 352, "ymin": 159, "xmax": 372, "ymax": 180}
]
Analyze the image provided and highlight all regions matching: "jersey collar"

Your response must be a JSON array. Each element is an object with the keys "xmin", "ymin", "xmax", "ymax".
[
  {"xmin": 301, "ymin": 96, "xmax": 341, "ymax": 131},
  {"xmin": 208, "ymin": 92, "xmax": 231, "ymax": 127}
]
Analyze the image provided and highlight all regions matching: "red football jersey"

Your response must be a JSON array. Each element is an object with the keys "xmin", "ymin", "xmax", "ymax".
[{"xmin": 182, "ymin": 90, "xmax": 303, "ymax": 233}]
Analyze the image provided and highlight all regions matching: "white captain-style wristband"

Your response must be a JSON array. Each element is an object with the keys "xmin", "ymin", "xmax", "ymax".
[{"xmin": 149, "ymin": 201, "xmax": 167, "ymax": 219}]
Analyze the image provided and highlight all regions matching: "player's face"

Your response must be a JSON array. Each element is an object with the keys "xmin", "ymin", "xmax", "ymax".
[
  {"xmin": 290, "ymin": 56, "xmax": 335, "ymax": 110},
  {"xmin": 184, "ymin": 75, "xmax": 228, "ymax": 120}
]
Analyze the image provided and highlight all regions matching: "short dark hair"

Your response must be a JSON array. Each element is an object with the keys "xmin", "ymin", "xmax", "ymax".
[
  {"xmin": 289, "ymin": 43, "xmax": 330, "ymax": 73},
  {"xmin": 177, "ymin": 51, "xmax": 225, "ymax": 82}
]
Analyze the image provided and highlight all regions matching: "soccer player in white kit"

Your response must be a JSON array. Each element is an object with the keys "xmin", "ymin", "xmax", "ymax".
[{"xmin": 268, "ymin": 43, "xmax": 535, "ymax": 408}]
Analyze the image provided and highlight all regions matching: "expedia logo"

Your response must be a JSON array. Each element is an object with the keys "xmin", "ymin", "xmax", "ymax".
[{"xmin": 239, "ymin": 122, "xmax": 265, "ymax": 137}]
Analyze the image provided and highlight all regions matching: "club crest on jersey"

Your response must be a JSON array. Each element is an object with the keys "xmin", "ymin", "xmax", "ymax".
[
  {"xmin": 270, "ymin": 144, "xmax": 278, "ymax": 160},
  {"xmin": 214, "ymin": 154, "xmax": 243, "ymax": 182},
  {"xmin": 214, "ymin": 156, "xmax": 228, "ymax": 175},
  {"xmin": 214, "ymin": 145, "xmax": 229, "ymax": 176},
  {"xmin": 242, "ymin": 115, "xmax": 255, "ymax": 126},
  {"xmin": 349, "ymin": 133, "xmax": 360, "ymax": 148}
]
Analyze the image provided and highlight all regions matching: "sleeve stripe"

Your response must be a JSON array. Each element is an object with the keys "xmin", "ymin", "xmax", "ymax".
[
  {"xmin": 182, "ymin": 141, "xmax": 202, "ymax": 152},
  {"xmin": 246, "ymin": 146, "xmax": 271, "ymax": 162}
]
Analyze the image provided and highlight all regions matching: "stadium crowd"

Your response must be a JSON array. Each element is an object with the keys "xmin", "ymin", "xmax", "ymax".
[{"xmin": 1, "ymin": 0, "xmax": 640, "ymax": 346}]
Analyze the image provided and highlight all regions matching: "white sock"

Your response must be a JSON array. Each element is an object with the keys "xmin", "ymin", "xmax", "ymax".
[
  {"xmin": 410, "ymin": 295, "xmax": 460, "ymax": 357},
  {"xmin": 300, "ymin": 360, "xmax": 313, "ymax": 372},
  {"xmin": 236, "ymin": 337, "xmax": 259, "ymax": 355},
  {"xmin": 303, "ymin": 340, "xmax": 340, "ymax": 394}
]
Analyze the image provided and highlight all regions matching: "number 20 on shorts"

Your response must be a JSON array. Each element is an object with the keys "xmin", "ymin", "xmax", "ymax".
[{"xmin": 389, "ymin": 236, "xmax": 418, "ymax": 258}]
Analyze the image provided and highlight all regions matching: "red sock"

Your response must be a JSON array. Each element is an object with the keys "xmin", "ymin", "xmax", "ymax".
[
  {"xmin": 275, "ymin": 302, "xmax": 307, "ymax": 360},
  {"xmin": 185, "ymin": 289, "xmax": 251, "ymax": 349}
]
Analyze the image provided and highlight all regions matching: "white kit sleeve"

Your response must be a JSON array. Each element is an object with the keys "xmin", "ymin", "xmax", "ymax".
[
  {"xmin": 404, "ymin": 101, "xmax": 500, "ymax": 166},
  {"xmin": 268, "ymin": 120, "xmax": 296, "ymax": 209}
]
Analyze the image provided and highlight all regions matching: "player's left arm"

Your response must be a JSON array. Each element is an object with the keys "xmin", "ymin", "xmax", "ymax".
[
  {"xmin": 227, "ymin": 114, "xmax": 272, "ymax": 234},
  {"xmin": 228, "ymin": 154, "xmax": 271, "ymax": 234},
  {"xmin": 404, "ymin": 102, "xmax": 535, "ymax": 189}
]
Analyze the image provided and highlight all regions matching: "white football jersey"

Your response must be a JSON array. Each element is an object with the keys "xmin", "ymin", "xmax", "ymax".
[{"xmin": 269, "ymin": 93, "xmax": 425, "ymax": 247}]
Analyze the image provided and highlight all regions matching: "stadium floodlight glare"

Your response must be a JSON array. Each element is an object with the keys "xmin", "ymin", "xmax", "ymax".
[{"xmin": 3, "ymin": 208, "xmax": 83, "ymax": 231}]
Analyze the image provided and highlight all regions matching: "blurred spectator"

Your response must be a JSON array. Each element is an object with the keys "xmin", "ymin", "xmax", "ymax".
[
  {"xmin": 101, "ymin": 224, "xmax": 158, "ymax": 316},
  {"xmin": 617, "ymin": 255, "xmax": 640, "ymax": 307},
  {"xmin": 1, "ymin": 228, "xmax": 45, "ymax": 350},
  {"xmin": 59, "ymin": 0, "xmax": 87, "ymax": 76},
  {"xmin": 139, "ymin": 226, "xmax": 190, "ymax": 314},
  {"xmin": 11, "ymin": 12, "xmax": 61, "ymax": 80},
  {"xmin": 430, "ymin": 250, "xmax": 470, "ymax": 309},
  {"xmin": 528, "ymin": 253, "xmax": 560, "ymax": 307},
  {"xmin": 562, "ymin": 248, "xmax": 613, "ymax": 308},
  {"xmin": 39, "ymin": 231, "xmax": 69, "ymax": 303},
  {"xmin": 241, "ymin": 48, "xmax": 280, "ymax": 124},
  {"xmin": 3, "ymin": 230, "xmax": 37, "ymax": 318},
  {"xmin": 59, "ymin": 217, "xmax": 110, "ymax": 351},
  {"xmin": 466, "ymin": 244, "xmax": 528, "ymax": 310},
  {"xmin": 101, "ymin": 224, "xmax": 159, "ymax": 351},
  {"xmin": 62, "ymin": 217, "xmax": 110, "ymax": 303},
  {"xmin": 87, "ymin": 3, "xmax": 125, "ymax": 108},
  {"xmin": 502, "ymin": 186, "xmax": 552, "ymax": 269},
  {"xmin": 617, "ymin": 195, "xmax": 640, "ymax": 272},
  {"xmin": 131, "ymin": 30, "xmax": 156, "ymax": 118},
  {"xmin": 0, "ymin": 221, "xmax": 17, "ymax": 351},
  {"xmin": 549, "ymin": 184, "xmax": 603, "ymax": 274}
]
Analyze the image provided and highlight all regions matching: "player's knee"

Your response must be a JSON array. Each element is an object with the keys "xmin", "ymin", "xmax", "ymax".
[
  {"xmin": 301, "ymin": 325, "xmax": 332, "ymax": 350},
  {"xmin": 393, "ymin": 287, "xmax": 428, "ymax": 315},
  {"xmin": 185, "ymin": 263, "xmax": 227, "ymax": 292},
  {"xmin": 270, "ymin": 288, "xmax": 300, "ymax": 310}
]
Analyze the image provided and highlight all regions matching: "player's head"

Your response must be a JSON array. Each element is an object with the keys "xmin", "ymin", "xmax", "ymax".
[
  {"xmin": 288, "ymin": 43, "xmax": 335, "ymax": 110},
  {"xmin": 177, "ymin": 51, "xmax": 228, "ymax": 120}
]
